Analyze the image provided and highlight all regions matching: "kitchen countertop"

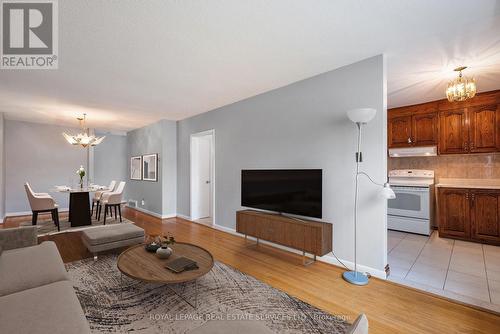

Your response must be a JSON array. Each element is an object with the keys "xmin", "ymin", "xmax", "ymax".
[{"xmin": 436, "ymin": 178, "xmax": 500, "ymax": 189}]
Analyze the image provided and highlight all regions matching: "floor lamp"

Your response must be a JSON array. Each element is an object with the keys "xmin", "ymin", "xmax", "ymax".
[{"xmin": 343, "ymin": 108, "xmax": 396, "ymax": 286}]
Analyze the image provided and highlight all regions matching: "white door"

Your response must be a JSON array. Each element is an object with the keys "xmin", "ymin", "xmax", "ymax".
[
  {"xmin": 195, "ymin": 136, "xmax": 211, "ymax": 218},
  {"xmin": 190, "ymin": 131, "xmax": 214, "ymax": 221}
]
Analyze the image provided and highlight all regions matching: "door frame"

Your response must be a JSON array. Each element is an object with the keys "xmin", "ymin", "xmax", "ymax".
[{"xmin": 190, "ymin": 129, "xmax": 215, "ymax": 224}]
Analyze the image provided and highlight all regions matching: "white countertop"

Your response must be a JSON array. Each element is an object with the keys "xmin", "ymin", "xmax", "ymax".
[{"xmin": 436, "ymin": 178, "xmax": 500, "ymax": 189}]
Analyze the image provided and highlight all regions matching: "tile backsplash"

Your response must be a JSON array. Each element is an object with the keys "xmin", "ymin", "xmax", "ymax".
[{"xmin": 388, "ymin": 153, "xmax": 500, "ymax": 180}]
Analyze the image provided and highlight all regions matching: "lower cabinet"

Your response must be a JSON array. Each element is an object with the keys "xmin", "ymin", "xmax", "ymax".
[{"xmin": 438, "ymin": 187, "xmax": 500, "ymax": 245}]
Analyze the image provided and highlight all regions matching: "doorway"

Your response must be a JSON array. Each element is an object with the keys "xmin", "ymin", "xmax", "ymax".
[{"xmin": 190, "ymin": 130, "xmax": 215, "ymax": 226}]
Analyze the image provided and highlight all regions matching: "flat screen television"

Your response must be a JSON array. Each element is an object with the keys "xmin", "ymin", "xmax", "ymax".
[{"xmin": 241, "ymin": 169, "xmax": 322, "ymax": 218}]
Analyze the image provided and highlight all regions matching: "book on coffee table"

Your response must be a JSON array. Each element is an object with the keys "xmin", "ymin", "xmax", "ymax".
[{"xmin": 165, "ymin": 257, "xmax": 199, "ymax": 273}]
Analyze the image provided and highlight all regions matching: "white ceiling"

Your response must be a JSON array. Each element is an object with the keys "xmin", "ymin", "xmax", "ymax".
[{"xmin": 1, "ymin": 0, "xmax": 500, "ymax": 132}]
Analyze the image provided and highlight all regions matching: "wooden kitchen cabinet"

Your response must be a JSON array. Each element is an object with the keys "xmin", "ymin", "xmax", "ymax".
[
  {"xmin": 388, "ymin": 115, "xmax": 412, "ymax": 147},
  {"xmin": 468, "ymin": 104, "xmax": 500, "ymax": 153},
  {"xmin": 388, "ymin": 110, "xmax": 438, "ymax": 148},
  {"xmin": 413, "ymin": 112, "xmax": 439, "ymax": 146},
  {"xmin": 439, "ymin": 108, "xmax": 468, "ymax": 154},
  {"xmin": 438, "ymin": 187, "xmax": 500, "ymax": 245},
  {"xmin": 470, "ymin": 190, "xmax": 500, "ymax": 244},
  {"xmin": 389, "ymin": 90, "xmax": 500, "ymax": 154},
  {"xmin": 438, "ymin": 188, "xmax": 470, "ymax": 239}
]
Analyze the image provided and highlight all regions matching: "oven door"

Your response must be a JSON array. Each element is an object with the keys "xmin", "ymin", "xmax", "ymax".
[{"xmin": 388, "ymin": 186, "xmax": 430, "ymax": 220}]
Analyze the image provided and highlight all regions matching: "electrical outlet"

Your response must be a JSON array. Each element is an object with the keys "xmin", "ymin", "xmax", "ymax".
[{"xmin": 141, "ymin": 199, "xmax": 145, "ymax": 206}]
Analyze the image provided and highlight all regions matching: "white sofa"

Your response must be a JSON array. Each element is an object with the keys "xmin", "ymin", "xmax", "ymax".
[{"xmin": 0, "ymin": 226, "xmax": 90, "ymax": 334}]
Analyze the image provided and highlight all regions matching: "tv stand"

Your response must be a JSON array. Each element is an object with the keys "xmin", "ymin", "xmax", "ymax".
[{"xmin": 236, "ymin": 210, "xmax": 332, "ymax": 266}]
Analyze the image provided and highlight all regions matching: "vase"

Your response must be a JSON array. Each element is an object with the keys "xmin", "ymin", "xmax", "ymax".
[
  {"xmin": 79, "ymin": 178, "xmax": 84, "ymax": 189},
  {"xmin": 156, "ymin": 246, "xmax": 172, "ymax": 259}
]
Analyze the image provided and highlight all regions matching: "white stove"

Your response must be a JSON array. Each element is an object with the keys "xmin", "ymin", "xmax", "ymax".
[
  {"xmin": 388, "ymin": 169, "xmax": 434, "ymax": 187},
  {"xmin": 388, "ymin": 170, "xmax": 435, "ymax": 235}
]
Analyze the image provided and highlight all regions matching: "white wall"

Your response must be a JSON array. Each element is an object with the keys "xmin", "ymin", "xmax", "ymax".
[
  {"xmin": 93, "ymin": 132, "xmax": 127, "ymax": 195},
  {"xmin": 0, "ymin": 113, "xmax": 5, "ymax": 222},
  {"xmin": 177, "ymin": 55, "xmax": 388, "ymax": 274}
]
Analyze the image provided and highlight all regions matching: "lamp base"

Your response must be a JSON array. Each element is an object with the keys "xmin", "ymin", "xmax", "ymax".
[{"xmin": 342, "ymin": 271, "xmax": 369, "ymax": 286}]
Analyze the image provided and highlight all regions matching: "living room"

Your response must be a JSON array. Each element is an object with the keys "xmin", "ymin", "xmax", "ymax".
[{"xmin": 1, "ymin": 1, "xmax": 499, "ymax": 333}]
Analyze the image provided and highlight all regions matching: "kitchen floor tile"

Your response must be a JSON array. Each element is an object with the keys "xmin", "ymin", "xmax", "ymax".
[
  {"xmin": 489, "ymin": 279, "xmax": 500, "ymax": 305},
  {"xmin": 444, "ymin": 270, "xmax": 490, "ymax": 302},
  {"xmin": 449, "ymin": 254, "xmax": 487, "ymax": 278},
  {"xmin": 406, "ymin": 262, "xmax": 447, "ymax": 289}
]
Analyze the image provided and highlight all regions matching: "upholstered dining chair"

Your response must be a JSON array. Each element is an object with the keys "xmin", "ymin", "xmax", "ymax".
[
  {"xmin": 24, "ymin": 183, "xmax": 60, "ymax": 231},
  {"xmin": 98, "ymin": 181, "xmax": 126, "ymax": 224},
  {"xmin": 91, "ymin": 180, "xmax": 116, "ymax": 219}
]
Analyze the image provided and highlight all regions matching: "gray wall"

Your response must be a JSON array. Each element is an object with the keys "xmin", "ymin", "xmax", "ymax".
[
  {"xmin": 126, "ymin": 119, "xmax": 177, "ymax": 216},
  {"xmin": 93, "ymin": 132, "xmax": 127, "ymax": 195},
  {"xmin": 5, "ymin": 120, "xmax": 87, "ymax": 213},
  {"xmin": 0, "ymin": 113, "xmax": 4, "ymax": 221},
  {"xmin": 177, "ymin": 55, "xmax": 388, "ymax": 272}
]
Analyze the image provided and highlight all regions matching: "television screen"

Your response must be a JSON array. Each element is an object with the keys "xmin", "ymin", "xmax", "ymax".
[{"xmin": 241, "ymin": 169, "xmax": 322, "ymax": 218}]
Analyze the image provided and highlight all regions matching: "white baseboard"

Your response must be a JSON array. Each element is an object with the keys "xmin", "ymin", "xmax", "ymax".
[
  {"xmin": 126, "ymin": 205, "xmax": 176, "ymax": 219},
  {"xmin": 5, "ymin": 208, "xmax": 69, "ymax": 217},
  {"xmin": 207, "ymin": 222, "xmax": 387, "ymax": 280},
  {"xmin": 176, "ymin": 214, "xmax": 191, "ymax": 220}
]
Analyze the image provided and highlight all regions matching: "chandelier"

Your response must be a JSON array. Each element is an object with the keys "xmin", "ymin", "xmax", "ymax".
[
  {"xmin": 446, "ymin": 66, "xmax": 477, "ymax": 102},
  {"xmin": 63, "ymin": 114, "xmax": 105, "ymax": 147}
]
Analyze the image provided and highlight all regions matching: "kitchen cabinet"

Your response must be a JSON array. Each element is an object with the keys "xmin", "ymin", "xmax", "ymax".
[
  {"xmin": 439, "ymin": 104, "xmax": 499, "ymax": 154},
  {"xmin": 388, "ymin": 115, "xmax": 412, "ymax": 147},
  {"xmin": 468, "ymin": 104, "xmax": 500, "ymax": 153},
  {"xmin": 388, "ymin": 90, "xmax": 500, "ymax": 155},
  {"xmin": 438, "ymin": 187, "xmax": 500, "ymax": 245},
  {"xmin": 439, "ymin": 108, "xmax": 468, "ymax": 154},
  {"xmin": 388, "ymin": 111, "xmax": 438, "ymax": 148}
]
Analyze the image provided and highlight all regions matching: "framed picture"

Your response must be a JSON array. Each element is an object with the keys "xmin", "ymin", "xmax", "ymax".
[
  {"xmin": 142, "ymin": 153, "xmax": 158, "ymax": 182},
  {"xmin": 130, "ymin": 156, "xmax": 142, "ymax": 180}
]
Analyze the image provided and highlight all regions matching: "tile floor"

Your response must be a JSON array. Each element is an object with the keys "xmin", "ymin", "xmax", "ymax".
[{"xmin": 387, "ymin": 229, "xmax": 500, "ymax": 312}]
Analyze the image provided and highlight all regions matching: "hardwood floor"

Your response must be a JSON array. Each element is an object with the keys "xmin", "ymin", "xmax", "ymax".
[{"xmin": 3, "ymin": 208, "xmax": 500, "ymax": 333}]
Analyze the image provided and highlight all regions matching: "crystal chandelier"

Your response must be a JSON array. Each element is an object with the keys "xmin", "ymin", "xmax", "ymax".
[
  {"xmin": 446, "ymin": 66, "xmax": 477, "ymax": 102},
  {"xmin": 63, "ymin": 114, "xmax": 105, "ymax": 147}
]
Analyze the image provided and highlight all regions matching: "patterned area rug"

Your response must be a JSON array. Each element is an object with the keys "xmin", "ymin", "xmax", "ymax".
[
  {"xmin": 20, "ymin": 214, "xmax": 127, "ymax": 236},
  {"xmin": 66, "ymin": 255, "xmax": 350, "ymax": 333}
]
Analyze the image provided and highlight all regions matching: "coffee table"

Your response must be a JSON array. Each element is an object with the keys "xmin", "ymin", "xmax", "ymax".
[{"xmin": 117, "ymin": 242, "xmax": 214, "ymax": 308}]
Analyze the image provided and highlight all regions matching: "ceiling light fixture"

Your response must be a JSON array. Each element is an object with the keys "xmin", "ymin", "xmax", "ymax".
[
  {"xmin": 62, "ymin": 113, "xmax": 105, "ymax": 147},
  {"xmin": 446, "ymin": 66, "xmax": 476, "ymax": 102}
]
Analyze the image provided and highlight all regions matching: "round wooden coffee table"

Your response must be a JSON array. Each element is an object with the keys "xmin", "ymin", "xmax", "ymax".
[{"xmin": 117, "ymin": 242, "xmax": 214, "ymax": 307}]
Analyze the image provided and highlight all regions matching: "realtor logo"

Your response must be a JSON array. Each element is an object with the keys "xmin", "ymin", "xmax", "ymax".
[{"xmin": 1, "ymin": 0, "xmax": 58, "ymax": 69}]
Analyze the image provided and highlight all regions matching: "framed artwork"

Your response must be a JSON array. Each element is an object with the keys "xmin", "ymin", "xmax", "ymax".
[
  {"xmin": 130, "ymin": 156, "xmax": 142, "ymax": 180},
  {"xmin": 142, "ymin": 153, "xmax": 158, "ymax": 182}
]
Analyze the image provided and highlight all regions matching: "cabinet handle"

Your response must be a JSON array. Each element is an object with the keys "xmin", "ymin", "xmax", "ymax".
[
  {"xmin": 463, "ymin": 141, "xmax": 469, "ymax": 151},
  {"xmin": 471, "ymin": 193, "xmax": 475, "ymax": 204},
  {"xmin": 466, "ymin": 193, "xmax": 469, "ymax": 200},
  {"xmin": 470, "ymin": 141, "xmax": 475, "ymax": 150}
]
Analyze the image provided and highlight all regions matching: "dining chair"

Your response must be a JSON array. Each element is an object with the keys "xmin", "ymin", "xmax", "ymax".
[
  {"xmin": 91, "ymin": 180, "xmax": 116, "ymax": 219},
  {"xmin": 24, "ymin": 183, "xmax": 60, "ymax": 231},
  {"xmin": 99, "ymin": 181, "xmax": 126, "ymax": 224}
]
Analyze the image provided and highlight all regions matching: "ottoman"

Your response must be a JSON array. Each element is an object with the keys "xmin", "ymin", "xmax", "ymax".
[{"xmin": 81, "ymin": 223, "xmax": 145, "ymax": 259}]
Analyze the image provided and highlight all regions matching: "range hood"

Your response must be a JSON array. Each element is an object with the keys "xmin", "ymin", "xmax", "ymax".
[{"xmin": 389, "ymin": 146, "xmax": 437, "ymax": 158}]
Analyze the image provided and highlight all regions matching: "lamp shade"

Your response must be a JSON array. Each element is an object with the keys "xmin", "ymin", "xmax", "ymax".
[
  {"xmin": 381, "ymin": 183, "xmax": 396, "ymax": 199},
  {"xmin": 347, "ymin": 108, "xmax": 377, "ymax": 124}
]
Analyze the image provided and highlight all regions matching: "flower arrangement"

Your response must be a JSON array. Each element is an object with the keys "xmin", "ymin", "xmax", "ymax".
[
  {"xmin": 160, "ymin": 234, "xmax": 176, "ymax": 248},
  {"xmin": 76, "ymin": 166, "xmax": 86, "ymax": 188}
]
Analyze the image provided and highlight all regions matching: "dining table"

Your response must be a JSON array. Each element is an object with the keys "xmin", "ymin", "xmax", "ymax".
[{"xmin": 52, "ymin": 186, "xmax": 110, "ymax": 227}]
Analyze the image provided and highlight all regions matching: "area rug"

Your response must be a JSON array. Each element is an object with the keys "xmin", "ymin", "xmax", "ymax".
[
  {"xmin": 20, "ymin": 214, "xmax": 128, "ymax": 236},
  {"xmin": 66, "ymin": 255, "xmax": 350, "ymax": 333}
]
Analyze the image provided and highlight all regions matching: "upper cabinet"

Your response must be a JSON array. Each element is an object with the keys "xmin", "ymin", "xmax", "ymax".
[
  {"xmin": 439, "ymin": 104, "xmax": 499, "ymax": 154},
  {"xmin": 468, "ymin": 104, "xmax": 499, "ymax": 153},
  {"xmin": 389, "ymin": 90, "xmax": 500, "ymax": 155},
  {"xmin": 413, "ymin": 112, "xmax": 439, "ymax": 146},
  {"xmin": 388, "ymin": 102, "xmax": 438, "ymax": 148},
  {"xmin": 388, "ymin": 115, "xmax": 412, "ymax": 147},
  {"xmin": 439, "ymin": 108, "xmax": 468, "ymax": 154}
]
